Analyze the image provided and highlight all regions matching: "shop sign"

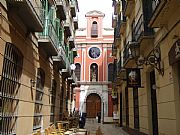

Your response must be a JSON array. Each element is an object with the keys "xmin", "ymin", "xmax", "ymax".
[
  {"xmin": 169, "ymin": 39, "xmax": 180, "ymax": 65},
  {"xmin": 126, "ymin": 68, "xmax": 141, "ymax": 88}
]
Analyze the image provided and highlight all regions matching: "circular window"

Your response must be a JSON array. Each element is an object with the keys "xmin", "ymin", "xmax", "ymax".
[{"xmin": 89, "ymin": 47, "xmax": 100, "ymax": 59}]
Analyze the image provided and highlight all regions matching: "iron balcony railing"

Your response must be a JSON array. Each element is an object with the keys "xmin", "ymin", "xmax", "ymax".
[
  {"xmin": 152, "ymin": 0, "xmax": 161, "ymax": 14},
  {"xmin": 39, "ymin": 19, "xmax": 60, "ymax": 49},
  {"xmin": 66, "ymin": 58, "xmax": 71, "ymax": 75},
  {"xmin": 123, "ymin": 42, "xmax": 132, "ymax": 64},
  {"xmin": 133, "ymin": 14, "xmax": 154, "ymax": 42},
  {"xmin": 112, "ymin": 43, "xmax": 117, "ymax": 56},
  {"xmin": 117, "ymin": 58, "xmax": 122, "ymax": 74},
  {"xmin": 112, "ymin": 59, "xmax": 117, "ymax": 83},
  {"xmin": 115, "ymin": 15, "xmax": 121, "ymax": 39},
  {"xmin": 59, "ymin": 46, "xmax": 66, "ymax": 64}
]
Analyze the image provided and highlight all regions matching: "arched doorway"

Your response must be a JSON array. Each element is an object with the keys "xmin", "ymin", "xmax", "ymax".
[{"xmin": 86, "ymin": 93, "xmax": 101, "ymax": 118}]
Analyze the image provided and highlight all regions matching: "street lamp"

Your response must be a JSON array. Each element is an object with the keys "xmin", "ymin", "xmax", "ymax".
[
  {"xmin": 136, "ymin": 46, "xmax": 164, "ymax": 76},
  {"xmin": 128, "ymin": 41, "xmax": 140, "ymax": 59}
]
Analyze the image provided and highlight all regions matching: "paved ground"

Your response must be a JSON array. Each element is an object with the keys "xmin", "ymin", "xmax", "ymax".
[{"xmin": 84, "ymin": 118, "xmax": 129, "ymax": 135}]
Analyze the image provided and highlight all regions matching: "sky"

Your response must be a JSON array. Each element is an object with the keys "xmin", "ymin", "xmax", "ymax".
[{"xmin": 77, "ymin": 0, "xmax": 113, "ymax": 28}]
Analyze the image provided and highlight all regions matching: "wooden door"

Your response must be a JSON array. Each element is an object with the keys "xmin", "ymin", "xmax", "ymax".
[{"xmin": 86, "ymin": 94, "xmax": 101, "ymax": 118}]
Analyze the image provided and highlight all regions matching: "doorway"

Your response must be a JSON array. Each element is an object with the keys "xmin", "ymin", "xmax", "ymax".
[
  {"xmin": 150, "ymin": 70, "xmax": 158, "ymax": 135},
  {"xmin": 133, "ymin": 87, "xmax": 139, "ymax": 130},
  {"xmin": 120, "ymin": 92, "xmax": 123, "ymax": 127},
  {"xmin": 125, "ymin": 87, "xmax": 129, "ymax": 127},
  {"xmin": 86, "ymin": 93, "xmax": 101, "ymax": 118}
]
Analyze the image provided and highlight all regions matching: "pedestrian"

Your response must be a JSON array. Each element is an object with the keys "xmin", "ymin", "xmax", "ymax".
[{"xmin": 97, "ymin": 112, "xmax": 101, "ymax": 123}]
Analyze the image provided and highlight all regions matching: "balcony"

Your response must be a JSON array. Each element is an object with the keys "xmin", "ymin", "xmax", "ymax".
[
  {"xmin": 6, "ymin": 0, "xmax": 44, "ymax": 32},
  {"xmin": 114, "ymin": 15, "xmax": 121, "ymax": 48},
  {"xmin": 112, "ymin": 14, "xmax": 117, "ymax": 28},
  {"xmin": 116, "ymin": 58, "xmax": 126, "ymax": 81},
  {"xmin": 64, "ymin": 21, "xmax": 72, "ymax": 37},
  {"xmin": 134, "ymin": 14, "xmax": 154, "ymax": 49},
  {"xmin": 149, "ymin": 0, "xmax": 178, "ymax": 28},
  {"xmin": 62, "ymin": 58, "xmax": 71, "ymax": 78},
  {"xmin": 52, "ymin": 46, "xmax": 66, "ymax": 70},
  {"xmin": 73, "ymin": 17, "xmax": 78, "ymax": 30},
  {"xmin": 69, "ymin": 37, "xmax": 75, "ymax": 50},
  {"xmin": 112, "ymin": 43, "xmax": 117, "ymax": 56},
  {"xmin": 38, "ymin": 19, "xmax": 59, "ymax": 56},
  {"xmin": 119, "ymin": 13, "xmax": 126, "ymax": 34},
  {"xmin": 68, "ymin": 71, "xmax": 77, "ymax": 84},
  {"xmin": 70, "ymin": 0, "xmax": 77, "ymax": 17},
  {"xmin": 124, "ymin": 0, "xmax": 135, "ymax": 16},
  {"xmin": 123, "ymin": 41, "xmax": 139, "ymax": 67},
  {"xmin": 56, "ymin": 0, "xmax": 66, "ymax": 21}
]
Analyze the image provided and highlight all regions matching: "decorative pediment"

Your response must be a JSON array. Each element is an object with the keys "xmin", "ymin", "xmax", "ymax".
[{"xmin": 85, "ymin": 10, "xmax": 105, "ymax": 17}]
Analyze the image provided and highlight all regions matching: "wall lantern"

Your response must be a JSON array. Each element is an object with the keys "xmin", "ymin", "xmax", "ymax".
[
  {"xmin": 30, "ymin": 79, "xmax": 36, "ymax": 87},
  {"xmin": 136, "ymin": 46, "xmax": 164, "ymax": 76},
  {"xmin": 128, "ymin": 41, "xmax": 140, "ymax": 59}
]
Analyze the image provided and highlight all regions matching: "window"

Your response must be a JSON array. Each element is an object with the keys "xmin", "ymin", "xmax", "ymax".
[
  {"xmin": 90, "ymin": 63, "xmax": 98, "ymax": 81},
  {"xmin": 91, "ymin": 21, "xmax": 98, "ymax": 37},
  {"xmin": 0, "ymin": 42, "xmax": 23, "ymax": 134},
  {"xmin": 75, "ymin": 63, "xmax": 81, "ymax": 81},
  {"xmin": 108, "ymin": 63, "xmax": 114, "ymax": 82},
  {"xmin": 50, "ymin": 79, "xmax": 57, "ymax": 123},
  {"xmin": 33, "ymin": 68, "xmax": 45, "ymax": 130}
]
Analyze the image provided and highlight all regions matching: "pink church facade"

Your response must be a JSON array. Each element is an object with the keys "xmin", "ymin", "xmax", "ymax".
[{"xmin": 74, "ymin": 10, "xmax": 114, "ymax": 121}]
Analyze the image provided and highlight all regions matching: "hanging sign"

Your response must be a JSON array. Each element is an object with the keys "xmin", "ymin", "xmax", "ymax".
[{"xmin": 126, "ymin": 68, "xmax": 141, "ymax": 88}]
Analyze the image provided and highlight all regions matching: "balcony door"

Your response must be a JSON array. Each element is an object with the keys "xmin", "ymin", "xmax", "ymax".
[{"xmin": 86, "ymin": 93, "xmax": 101, "ymax": 118}]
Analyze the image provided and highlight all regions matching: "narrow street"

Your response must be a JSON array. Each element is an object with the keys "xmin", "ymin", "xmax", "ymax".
[{"xmin": 84, "ymin": 119, "xmax": 129, "ymax": 135}]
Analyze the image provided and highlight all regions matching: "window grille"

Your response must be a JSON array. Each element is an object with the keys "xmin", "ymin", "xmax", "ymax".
[
  {"xmin": 0, "ymin": 42, "xmax": 23, "ymax": 135},
  {"xmin": 33, "ymin": 68, "xmax": 45, "ymax": 130}
]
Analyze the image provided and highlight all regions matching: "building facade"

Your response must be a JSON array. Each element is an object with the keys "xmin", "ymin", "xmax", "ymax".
[
  {"xmin": 74, "ymin": 10, "xmax": 115, "ymax": 122},
  {"xmin": 0, "ymin": 0, "xmax": 78, "ymax": 134},
  {"xmin": 112, "ymin": 0, "xmax": 180, "ymax": 135}
]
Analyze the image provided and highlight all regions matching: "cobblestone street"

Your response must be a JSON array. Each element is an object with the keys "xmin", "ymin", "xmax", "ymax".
[{"xmin": 84, "ymin": 119, "xmax": 129, "ymax": 135}]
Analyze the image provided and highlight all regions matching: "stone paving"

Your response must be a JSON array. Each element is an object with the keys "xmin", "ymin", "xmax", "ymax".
[{"xmin": 84, "ymin": 119, "xmax": 129, "ymax": 135}]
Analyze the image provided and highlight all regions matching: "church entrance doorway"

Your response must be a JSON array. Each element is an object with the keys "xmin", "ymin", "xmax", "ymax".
[{"xmin": 86, "ymin": 93, "xmax": 101, "ymax": 118}]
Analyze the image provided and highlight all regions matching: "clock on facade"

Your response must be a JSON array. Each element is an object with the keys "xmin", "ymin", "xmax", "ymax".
[{"xmin": 89, "ymin": 47, "xmax": 101, "ymax": 59}]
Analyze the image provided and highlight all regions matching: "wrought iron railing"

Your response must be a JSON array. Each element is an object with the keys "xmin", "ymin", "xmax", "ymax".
[
  {"xmin": 39, "ymin": 19, "xmax": 60, "ymax": 49},
  {"xmin": 59, "ymin": 46, "xmax": 66, "ymax": 64},
  {"xmin": 117, "ymin": 58, "xmax": 122, "ymax": 74},
  {"xmin": 112, "ymin": 59, "xmax": 117, "ymax": 83},
  {"xmin": 123, "ymin": 42, "xmax": 132, "ymax": 64},
  {"xmin": 152, "ymin": 0, "xmax": 161, "ymax": 14},
  {"xmin": 134, "ymin": 14, "xmax": 153, "ymax": 41}
]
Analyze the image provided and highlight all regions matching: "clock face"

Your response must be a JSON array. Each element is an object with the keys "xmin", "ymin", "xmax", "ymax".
[{"xmin": 89, "ymin": 47, "xmax": 100, "ymax": 59}]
